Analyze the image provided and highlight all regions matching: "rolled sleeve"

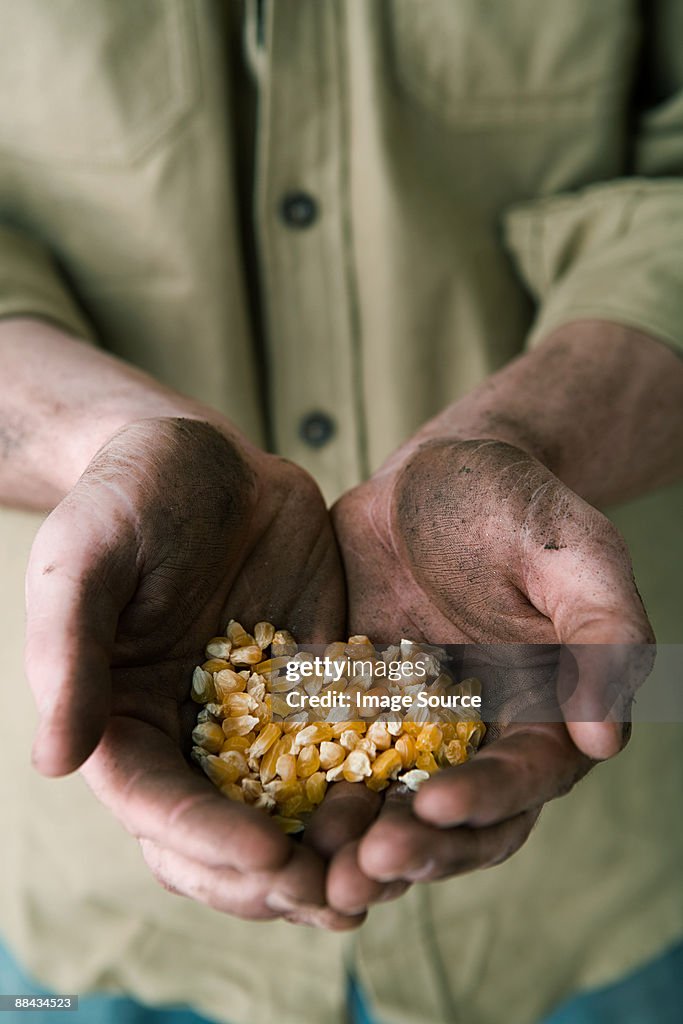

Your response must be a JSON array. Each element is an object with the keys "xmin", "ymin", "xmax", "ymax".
[{"xmin": 503, "ymin": 179, "xmax": 683, "ymax": 356}]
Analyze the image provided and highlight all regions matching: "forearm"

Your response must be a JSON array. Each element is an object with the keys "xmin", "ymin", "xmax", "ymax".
[
  {"xmin": 387, "ymin": 320, "xmax": 683, "ymax": 507},
  {"xmin": 0, "ymin": 318, "xmax": 246, "ymax": 509}
]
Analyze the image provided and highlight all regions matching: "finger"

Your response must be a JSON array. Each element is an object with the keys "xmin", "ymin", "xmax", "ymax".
[
  {"xmin": 326, "ymin": 839, "xmax": 410, "ymax": 915},
  {"xmin": 524, "ymin": 515, "xmax": 655, "ymax": 759},
  {"xmin": 81, "ymin": 715, "xmax": 290, "ymax": 872},
  {"xmin": 140, "ymin": 839, "xmax": 280, "ymax": 920},
  {"xmin": 304, "ymin": 781, "xmax": 383, "ymax": 859},
  {"xmin": 413, "ymin": 724, "xmax": 591, "ymax": 828},
  {"xmin": 141, "ymin": 840, "xmax": 366, "ymax": 930},
  {"xmin": 358, "ymin": 799, "xmax": 540, "ymax": 883},
  {"xmin": 557, "ymin": 640, "xmax": 654, "ymax": 760},
  {"xmin": 25, "ymin": 497, "xmax": 137, "ymax": 775},
  {"xmin": 264, "ymin": 844, "xmax": 368, "ymax": 931}
]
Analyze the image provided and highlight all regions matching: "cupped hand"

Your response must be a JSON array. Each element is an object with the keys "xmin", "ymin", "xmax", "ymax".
[
  {"xmin": 327, "ymin": 438, "xmax": 655, "ymax": 904},
  {"xmin": 25, "ymin": 416, "xmax": 367, "ymax": 928}
]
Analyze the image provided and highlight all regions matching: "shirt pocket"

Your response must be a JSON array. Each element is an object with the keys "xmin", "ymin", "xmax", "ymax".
[
  {"xmin": 384, "ymin": 0, "xmax": 638, "ymax": 128},
  {"xmin": 0, "ymin": 0, "xmax": 199, "ymax": 167}
]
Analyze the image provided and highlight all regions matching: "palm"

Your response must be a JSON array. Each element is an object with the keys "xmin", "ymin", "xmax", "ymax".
[{"xmin": 25, "ymin": 418, "xmax": 365, "ymax": 928}]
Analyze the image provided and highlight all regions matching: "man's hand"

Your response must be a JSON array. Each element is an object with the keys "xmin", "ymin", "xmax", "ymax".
[
  {"xmin": 328, "ymin": 437, "xmax": 654, "ymax": 904},
  {"xmin": 323, "ymin": 318, "xmax": 683, "ymax": 906},
  {"xmin": 25, "ymin": 415, "xmax": 364, "ymax": 928}
]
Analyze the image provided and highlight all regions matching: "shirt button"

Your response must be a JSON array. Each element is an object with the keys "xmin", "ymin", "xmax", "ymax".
[
  {"xmin": 280, "ymin": 191, "xmax": 319, "ymax": 229},
  {"xmin": 299, "ymin": 411, "xmax": 336, "ymax": 448}
]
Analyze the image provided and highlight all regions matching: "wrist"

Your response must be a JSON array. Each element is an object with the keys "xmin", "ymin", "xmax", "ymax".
[
  {"xmin": 377, "ymin": 320, "xmax": 683, "ymax": 506},
  {"xmin": 0, "ymin": 318, "xmax": 254, "ymax": 508}
]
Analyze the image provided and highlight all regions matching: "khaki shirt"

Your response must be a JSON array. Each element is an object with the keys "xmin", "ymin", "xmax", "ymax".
[{"xmin": 1, "ymin": 3, "xmax": 682, "ymax": 1022}]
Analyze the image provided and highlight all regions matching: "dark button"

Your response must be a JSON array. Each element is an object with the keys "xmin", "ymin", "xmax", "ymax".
[
  {"xmin": 299, "ymin": 411, "xmax": 336, "ymax": 448},
  {"xmin": 280, "ymin": 191, "xmax": 319, "ymax": 229}
]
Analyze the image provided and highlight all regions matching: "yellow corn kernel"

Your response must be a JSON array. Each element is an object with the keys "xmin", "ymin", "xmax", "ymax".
[
  {"xmin": 254, "ymin": 621, "xmax": 275, "ymax": 650},
  {"xmin": 305, "ymin": 772, "xmax": 328, "ymax": 805},
  {"xmin": 214, "ymin": 668, "xmax": 247, "ymax": 699},
  {"xmin": 254, "ymin": 700, "xmax": 272, "ymax": 728},
  {"xmin": 271, "ymin": 629, "xmax": 298, "ymax": 656},
  {"xmin": 270, "ymin": 696, "xmax": 293, "ymax": 720},
  {"xmin": 241, "ymin": 778, "xmax": 265, "ymax": 804},
  {"xmin": 371, "ymin": 747, "xmax": 403, "ymax": 783},
  {"xmin": 339, "ymin": 729, "xmax": 362, "ymax": 752},
  {"xmin": 356, "ymin": 737, "xmax": 377, "ymax": 760},
  {"xmin": 342, "ymin": 749, "xmax": 373, "ymax": 783},
  {"xmin": 191, "ymin": 721, "xmax": 224, "ymax": 754},
  {"xmin": 324, "ymin": 641, "xmax": 347, "ymax": 659},
  {"xmin": 201, "ymin": 754, "xmax": 238, "ymax": 787},
  {"xmin": 225, "ymin": 692, "xmax": 259, "ymax": 716},
  {"xmin": 226, "ymin": 620, "xmax": 253, "ymax": 647},
  {"xmin": 246, "ymin": 673, "xmax": 267, "ymax": 700},
  {"xmin": 202, "ymin": 658, "xmax": 231, "ymax": 673},
  {"xmin": 415, "ymin": 750, "xmax": 439, "ymax": 775},
  {"xmin": 273, "ymin": 815, "xmax": 304, "ymax": 834},
  {"xmin": 253, "ymin": 656, "xmax": 291, "ymax": 679},
  {"xmin": 296, "ymin": 744, "xmax": 321, "ymax": 778},
  {"xmin": 444, "ymin": 739, "xmax": 467, "ymax": 766},
  {"xmin": 205, "ymin": 637, "xmax": 233, "ymax": 660},
  {"xmin": 440, "ymin": 722, "xmax": 457, "ymax": 744},
  {"xmin": 263, "ymin": 779, "xmax": 302, "ymax": 802},
  {"xmin": 220, "ymin": 735, "xmax": 250, "ymax": 753},
  {"xmin": 399, "ymin": 768, "xmax": 430, "ymax": 792},
  {"xmin": 401, "ymin": 722, "xmax": 422, "ymax": 737},
  {"xmin": 319, "ymin": 740, "xmax": 346, "ymax": 770},
  {"xmin": 416, "ymin": 723, "xmax": 443, "ymax": 753},
  {"xmin": 331, "ymin": 720, "xmax": 366, "ymax": 738},
  {"xmin": 222, "ymin": 714, "xmax": 260, "ymax": 737},
  {"xmin": 230, "ymin": 644, "xmax": 263, "ymax": 666},
  {"xmin": 219, "ymin": 781, "xmax": 245, "ymax": 802},
  {"xmin": 395, "ymin": 734, "xmax": 418, "ymax": 769},
  {"xmin": 191, "ymin": 667, "xmax": 215, "ymax": 704},
  {"xmin": 326, "ymin": 763, "xmax": 347, "ymax": 783},
  {"xmin": 366, "ymin": 721, "xmax": 392, "ymax": 751},
  {"xmin": 292, "ymin": 723, "xmax": 334, "ymax": 749},
  {"xmin": 282, "ymin": 719, "xmax": 307, "ymax": 734},
  {"xmin": 214, "ymin": 750, "xmax": 249, "ymax": 783},
  {"xmin": 457, "ymin": 721, "xmax": 486, "ymax": 747},
  {"xmin": 259, "ymin": 736, "xmax": 285, "ymax": 784},
  {"xmin": 276, "ymin": 753, "xmax": 298, "ymax": 784},
  {"xmin": 280, "ymin": 793, "xmax": 314, "ymax": 818},
  {"xmin": 247, "ymin": 722, "xmax": 281, "ymax": 760}
]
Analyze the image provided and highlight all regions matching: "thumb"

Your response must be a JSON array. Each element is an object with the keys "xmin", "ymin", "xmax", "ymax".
[
  {"xmin": 25, "ymin": 491, "xmax": 137, "ymax": 776},
  {"xmin": 524, "ymin": 518, "xmax": 655, "ymax": 760}
]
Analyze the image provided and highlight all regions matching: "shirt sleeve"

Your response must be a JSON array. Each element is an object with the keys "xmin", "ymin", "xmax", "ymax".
[
  {"xmin": 0, "ymin": 223, "xmax": 95, "ymax": 341},
  {"xmin": 501, "ymin": 0, "xmax": 683, "ymax": 356}
]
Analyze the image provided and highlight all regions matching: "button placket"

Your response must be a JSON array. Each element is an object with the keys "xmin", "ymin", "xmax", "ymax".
[{"xmin": 253, "ymin": 0, "xmax": 364, "ymax": 500}]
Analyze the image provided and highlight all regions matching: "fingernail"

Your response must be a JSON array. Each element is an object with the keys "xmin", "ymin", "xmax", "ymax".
[
  {"xmin": 404, "ymin": 858, "xmax": 436, "ymax": 881},
  {"xmin": 265, "ymin": 892, "xmax": 301, "ymax": 913},
  {"xmin": 340, "ymin": 903, "xmax": 368, "ymax": 916}
]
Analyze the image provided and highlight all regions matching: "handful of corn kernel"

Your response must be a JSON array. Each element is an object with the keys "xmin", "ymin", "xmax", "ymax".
[{"xmin": 190, "ymin": 621, "xmax": 485, "ymax": 833}]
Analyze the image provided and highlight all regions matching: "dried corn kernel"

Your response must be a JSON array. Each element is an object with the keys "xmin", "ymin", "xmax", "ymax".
[
  {"xmin": 191, "ymin": 722, "xmax": 224, "ymax": 754},
  {"xmin": 319, "ymin": 740, "xmax": 346, "ymax": 770},
  {"xmin": 205, "ymin": 637, "xmax": 232, "ymax": 660},
  {"xmin": 230, "ymin": 645, "xmax": 263, "ymax": 666},
  {"xmin": 190, "ymin": 625, "xmax": 484, "ymax": 828},
  {"xmin": 191, "ymin": 667, "xmax": 215, "ymax": 704},
  {"xmin": 305, "ymin": 772, "xmax": 328, "ymax": 805},
  {"xmin": 296, "ymin": 745, "xmax": 321, "ymax": 778},
  {"xmin": 214, "ymin": 668, "xmax": 247, "ymax": 699},
  {"xmin": 342, "ymin": 749, "xmax": 373, "ymax": 782}
]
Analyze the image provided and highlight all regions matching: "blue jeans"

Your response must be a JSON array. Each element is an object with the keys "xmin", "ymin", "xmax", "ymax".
[{"xmin": 1, "ymin": 938, "xmax": 682, "ymax": 1023}]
